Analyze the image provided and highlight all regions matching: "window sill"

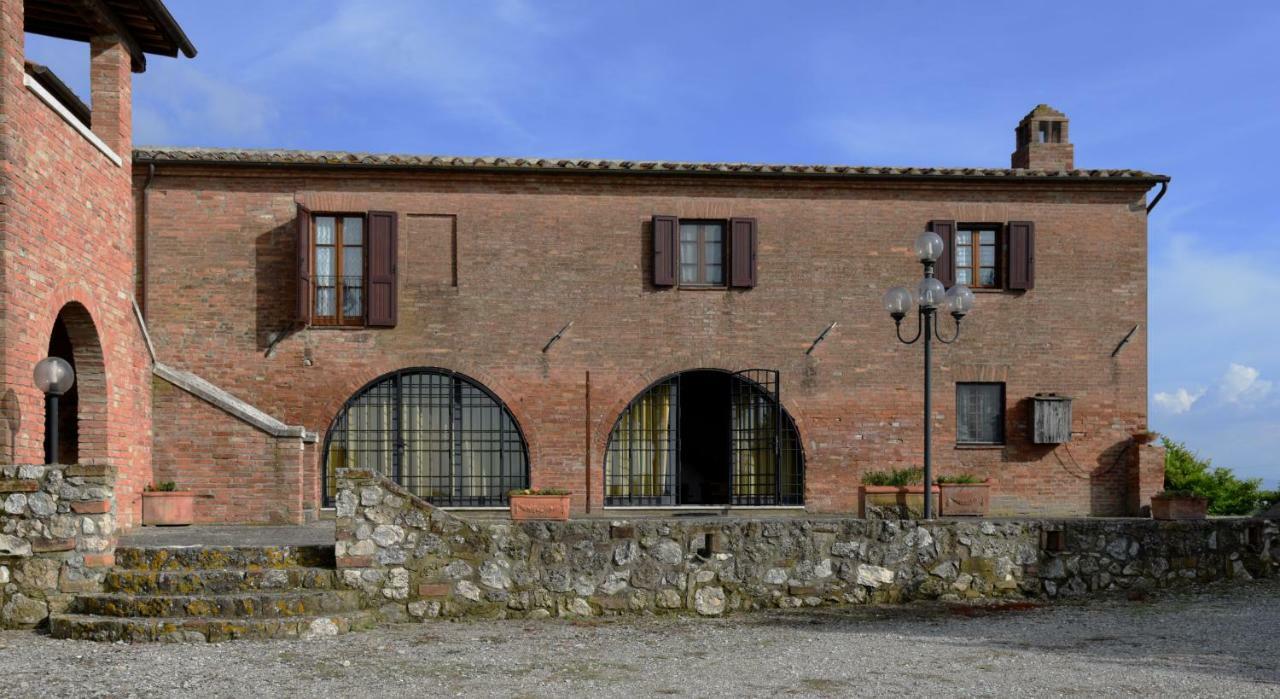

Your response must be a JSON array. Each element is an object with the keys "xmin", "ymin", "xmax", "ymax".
[
  {"xmin": 24, "ymin": 73, "xmax": 121, "ymax": 167},
  {"xmin": 677, "ymin": 285, "xmax": 730, "ymax": 291},
  {"xmin": 955, "ymin": 443, "xmax": 1005, "ymax": 450}
]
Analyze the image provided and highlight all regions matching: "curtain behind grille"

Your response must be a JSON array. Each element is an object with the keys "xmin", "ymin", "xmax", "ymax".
[
  {"xmin": 606, "ymin": 382, "xmax": 674, "ymax": 499},
  {"xmin": 732, "ymin": 389, "xmax": 777, "ymax": 499}
]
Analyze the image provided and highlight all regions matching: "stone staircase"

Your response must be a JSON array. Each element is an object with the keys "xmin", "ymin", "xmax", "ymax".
[{"xmin": 50, "ymin": 544, "xmax": 376, "ymax": 642}]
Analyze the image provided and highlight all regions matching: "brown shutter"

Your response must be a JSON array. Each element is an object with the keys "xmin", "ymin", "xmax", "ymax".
[
  {"xmin": 729, "ymin": 217, "xmax": 757, "ymax": 288},
  {"xmin": 652, "ymin": 215, "xmax": 678, "ymax": 287},
  {"xmin": 930, "ymin": 220, "xmax": 956, "ymax": 288},
  {"xmin": 296, "ymin": 202, "xmax": 312, "ymax": 326},
  {"xmin": 1006, "ymin": 220, "xmax": 1035, "ymax": 290},
  {"xmin": 366, "ymin": 211, "xmax": 398, "ymax": 327}
]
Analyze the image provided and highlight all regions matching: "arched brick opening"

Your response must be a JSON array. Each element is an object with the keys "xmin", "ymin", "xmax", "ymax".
[
  {"xmin": 47, "ymin": 302, "xmax": 107, "ymax": 463},
  {"xmin": 320, "ymin": 366, "xmax": 530, "ymax": 506},
  {"xmin": 602, "ymin": 368, "xmax": 805, "ymax": 507}
]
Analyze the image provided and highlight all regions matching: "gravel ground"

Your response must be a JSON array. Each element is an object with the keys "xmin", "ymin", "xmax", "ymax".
[{"xmin": 3, "ymin": 579, "xmax": 1278, "ymax": 698}]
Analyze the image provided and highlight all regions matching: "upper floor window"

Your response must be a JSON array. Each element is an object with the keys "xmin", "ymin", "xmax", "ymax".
[
  {"xmin": 679, "ymin": 221, "xmax": 725, "ymax": 286},
  {"xmin": 954, "ymin": 226, "xmax": 1000, "ymax": 289},
  {"xmin": 314, "ymin": 215, "xmax": 365, "ymax": 325},
  {"xmin": 652, "ymin": 215, "xmax": 757, "ymax": 289},
  {"xmin": 297, "ymin": 206, "xmax": 398, "ymax": 328},
  {"xmin": 957, "ymin": 382, "xmax": 1005, "ymax": 445}
]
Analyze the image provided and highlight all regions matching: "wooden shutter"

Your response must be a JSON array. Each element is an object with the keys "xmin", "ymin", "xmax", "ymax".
[
  {"xmin": 296, "ymin": 202, "xmax": 312, "ymax": 326},
  {"xmin": 930, "ymin": 220, "xmax": 956, "ymax": 288},
  {"xmin": 652, "ymin": 215, "xmax": 678, "ymax": 287},
  {"xmin": 729, "ymin": 218, "xmax": 758, "ymax": 288},
  {"xmin": 1006, "ymin": 221, "xmax": 1035, "ymax": 290},
  {"xmin": 366, "ymin": 211, "xmax": 398, "ymax": 327}
]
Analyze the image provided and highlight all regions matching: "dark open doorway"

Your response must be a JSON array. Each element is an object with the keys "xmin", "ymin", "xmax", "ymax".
[
  {"xmin": 47, "ymin": 315, "xmax": 79, "ymax": 464},
  {"xmin": 678, "ymin": 370, "xmax": 731, "ymax": 504}
]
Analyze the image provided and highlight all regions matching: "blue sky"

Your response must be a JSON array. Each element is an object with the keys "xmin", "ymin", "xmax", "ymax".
[{"xmin": 26, "ymin": 1, "xmax": 1280, "ymax": 487}]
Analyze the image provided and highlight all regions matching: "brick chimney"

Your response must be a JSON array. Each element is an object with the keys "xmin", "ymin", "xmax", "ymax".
[{"xmin": 1011, "ymin": 105, "xmax": 1073, "ymax": 171}]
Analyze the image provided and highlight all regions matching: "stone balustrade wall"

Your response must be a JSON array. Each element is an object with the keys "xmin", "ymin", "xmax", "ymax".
[
  {"xmin": 335, "ymin": 470, "xmax": 1277, "ymax": 620},
  {"xmin": 0, "ymin": 464, "xmax": 116, "ymax": 628}
]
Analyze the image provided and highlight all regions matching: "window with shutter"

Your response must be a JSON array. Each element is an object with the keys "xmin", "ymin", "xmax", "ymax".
[
  {"xmin": 652, "ymin": 215, "xmax": 678, "ymax": 287},
  {"xmin": 956, "ymin": 383, "xmax": 1005, "ymax": 445},
  {"xmin": 1006, "ymin": 221, "xmax": 1035, "ymax": 290},
  {"xmin": 311, "ymin": 214, "xmax": 366, "ymax": 326},
  {"xmin": 296, "ymin": 203, "xmax": 312, "ymax": 326},
  {"xmin": 366, "ymin": 211, "xmax": 398, "ymax": 327},
  {"xmin": 930, "ymin": 220, "xmax": 956, "ymax": 288},
  {"xmin": 729, "ymin": 217, "xmax": 757, "ymax": 288}
]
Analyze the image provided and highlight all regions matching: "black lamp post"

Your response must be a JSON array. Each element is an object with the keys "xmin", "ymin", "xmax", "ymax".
[
  {"xmin": 34, "ymin": 356, "xmax": 75, "ymax": 465},
  {"xmin": 883, "ymin": 231, "xmax": 975, "ymax": 519}
]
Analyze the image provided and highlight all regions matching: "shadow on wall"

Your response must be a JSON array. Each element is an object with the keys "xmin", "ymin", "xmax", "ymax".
[
  {"xmin": 255, "ymin": 222, "xmax": 297, "ymax": 353},
  {"xmin": 0, "ymin": 389, "xmax": 18, "ymax": 464}
]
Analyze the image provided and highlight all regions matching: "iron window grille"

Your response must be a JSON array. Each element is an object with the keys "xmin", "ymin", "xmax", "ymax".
[
  {"xmin": 604, "ymin": 369, "xmax": 804, "ymax": 507},
  {"xmin": 323, "ymin": 368, "xmax": 529, "ymax": 506},
  {"xmin": 956, "ymin": 382, "xmax": 1006, "ymax": 445}
]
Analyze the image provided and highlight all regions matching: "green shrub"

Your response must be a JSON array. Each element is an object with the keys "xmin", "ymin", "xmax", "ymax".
[
  {"xmin": 1162, "ymin": 438, "xmax": 1271, "ymax": 515},
  {"xmin": 862, "ymin": 467, "xmax": 923, "ymax": 486},
  {"xmin": 146, "ymin": 481, "xmax": 178, "ymax": 492},
  {"xmin": 936, "ymin": 474, "xmax": 983, "ymax": 484}
]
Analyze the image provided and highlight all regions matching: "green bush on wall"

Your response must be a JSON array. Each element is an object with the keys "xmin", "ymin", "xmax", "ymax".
[{"xmin": 1162, "ymin": 438, "xmax": 1278, "ymax": 515}]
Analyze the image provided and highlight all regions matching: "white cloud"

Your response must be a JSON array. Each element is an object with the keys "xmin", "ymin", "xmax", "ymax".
[
  {"xmin": 1153, "ymin": 387, "xmax": 1205, "ymax": 414},
  {"xmin": 1220, "ymin": 363, "xmax": 1272, "ymax": 405},
  {"xmin": 134, "ymin": 66, "xmax": 278, "ymax": 145}
]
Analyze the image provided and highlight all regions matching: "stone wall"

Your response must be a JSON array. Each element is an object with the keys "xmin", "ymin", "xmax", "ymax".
[
  {"xmin": 0, "ymin": 464, "xmax": 115, "ymax": 628},
  {"xmin": 335, "ymin": 470, "xmax": 1277, "ymax": 621}
]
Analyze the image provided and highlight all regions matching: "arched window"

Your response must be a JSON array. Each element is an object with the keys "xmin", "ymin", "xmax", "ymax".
[
  {"xmin": 324, "ymin": 368, "xmax": 528, "ymax": 506},
  {"xmin": 605, "ymin": 369, "xmax": 803, "ymax": 507}
]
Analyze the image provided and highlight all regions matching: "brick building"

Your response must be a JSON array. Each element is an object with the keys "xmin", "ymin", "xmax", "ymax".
[
  {"xmin": 4, "ymin": 1, "xmax": 1169, "ymax": 528},
  {"xmin": 0, "ymin": 0, "xmax": 194, "ymax": 528}
]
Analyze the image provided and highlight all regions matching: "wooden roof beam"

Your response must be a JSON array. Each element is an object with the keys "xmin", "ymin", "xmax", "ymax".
[{"xmin": 71, "ymin": 0, "xmax": 146, "ymax": 72}]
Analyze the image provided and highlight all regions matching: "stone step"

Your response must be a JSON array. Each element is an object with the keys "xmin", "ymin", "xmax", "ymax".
[
  {"xmin": 71, "ymin": 590, "xmax": 360, "ymax": 619},
  {"xmin": 49, "ymin": 610, "xmax": 379, "ymax": 643},
  {"xmin": 104, "ymin": 567, "xmax": 337, "ymax": 594},
  {"xmin": 113, "ymin": 545, "xmax": 335, "ymax": 571}
]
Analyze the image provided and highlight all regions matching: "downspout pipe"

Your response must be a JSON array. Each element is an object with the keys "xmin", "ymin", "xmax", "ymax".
[
  {"xmin": 140, "ymin": 162, "xmax": 156, "ymax": 316},
  {"xmin": 1146, "ymin": 180, "xmax": 1168, "ymax": 214}
]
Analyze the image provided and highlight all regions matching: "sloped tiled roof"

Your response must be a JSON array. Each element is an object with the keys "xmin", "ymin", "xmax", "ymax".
[{"xmin": 133, "ymin": 147, "xmax": 1168, "ymax": 182}]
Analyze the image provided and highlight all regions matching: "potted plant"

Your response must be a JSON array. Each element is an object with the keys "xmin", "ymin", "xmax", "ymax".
[
  {"xmin": 1131, "ymin": 429, "xmax": 1160, "ymax": 445},
  {"xmin": 141, "ymin": 481, "xmax": 196, "ymax": 526},
  {"xmin": 509, "ymin": 488, "xmax": 571, "ymax": 521},
  {"xmin": 1150, "ymin": 490, "xmax": 1208, "ymax": 520},
  {"xmin": 858, "ymin": 467, "xmax": 939, "ymax": 519},
  {"xmin": 936, "ymin": 474, "xmax": 992, "ymax": 516}
]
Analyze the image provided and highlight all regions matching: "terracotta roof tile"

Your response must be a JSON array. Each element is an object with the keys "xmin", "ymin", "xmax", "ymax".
[{"xmin": 132, "ymin": 147, "xmax": 1168, "ymax": 182}]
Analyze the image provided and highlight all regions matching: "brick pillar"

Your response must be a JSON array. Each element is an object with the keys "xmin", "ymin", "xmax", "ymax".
[
  {"xmin": 89, "ymin": 34, "xmax": 132, "ymax": 159},
  {"xmin": 1127, "ymin": 443, "xmax": 1165, "ymax": 516}
]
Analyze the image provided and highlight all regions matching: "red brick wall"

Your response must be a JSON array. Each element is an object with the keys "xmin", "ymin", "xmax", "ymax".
[
  {"xmin": 0, "ymin": 3, "xmax": 152, "ymax": 528},
  {"xmin": 151, "ymin": 377, "xmax": 308, "ymax": 524},
  {"xmin": 139, "ymin": 164, "xmax": 1153, "ymax": 519}
]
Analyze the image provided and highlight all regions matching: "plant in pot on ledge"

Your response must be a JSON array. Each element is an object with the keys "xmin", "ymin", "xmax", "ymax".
[
  {"xmin": 936, "ymin": 474, "xmax": 992, "ymax": 516},
  {"xmin": 1150, "ymin": 490, "xmax": 1208, "ymax": 521},
  {"xmin": 858, "ymin": 467, "xmax": 939, "ymax": 519},
  {"xmin": 141, "ymin": 481, "xmax": 196, "ymax": 526},
  {"xmin": 509, "ymin": 488, "xmax": 571, "ymax": 522}
]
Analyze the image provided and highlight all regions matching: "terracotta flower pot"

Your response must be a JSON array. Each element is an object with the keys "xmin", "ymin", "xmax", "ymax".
[
  {"xmin": 938, "ymin": 482, "xmax": 991, "ymax": 516},
  {"xmin": 858, "ymin": 485, "xmax": 940, "ymax": 519},
  {"xmin": 509, "ymin": 494, "xmax": 571, "ymax": 521},
  {"xmin": 1150, "ymin": 495, "xmax": 1208, "ymax": 521},
  {"xmin": 142, "ymin": 491, "xmax": 196, "ymax": 526}
]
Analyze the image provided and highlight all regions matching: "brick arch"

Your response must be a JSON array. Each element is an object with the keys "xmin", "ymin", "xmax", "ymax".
[
  {"xmin": 315, "ymin": 361, "xmax": 544, "ymax": 473},
  {"xmin": 595, "ymin": 365, "xmax": 811, "ymax": 506},
  {"xmin": 592, "ymin": 363, "xmax": 815, "ymax": 465},
  {"xmin": 46, "ymin": 301, "xmax": 109, "ymax": 463},
  {"xmin": 318, "ymin": 364, "xmax": 536, "ymax": 504}
]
